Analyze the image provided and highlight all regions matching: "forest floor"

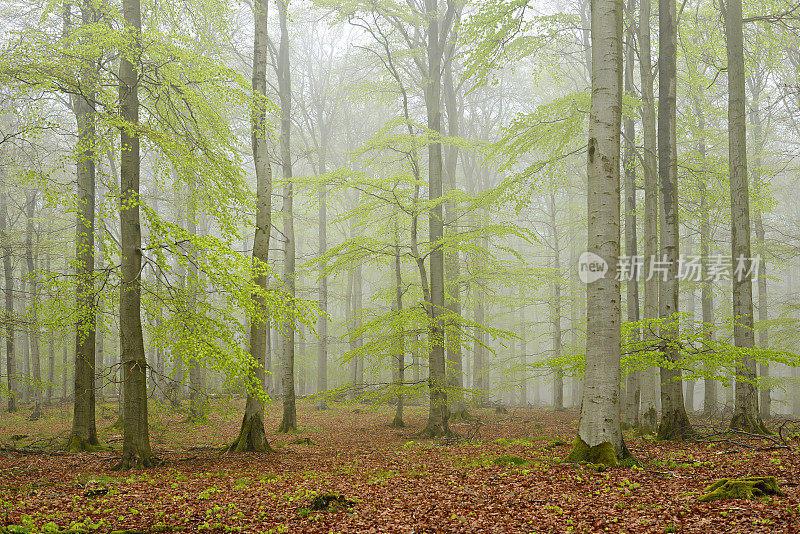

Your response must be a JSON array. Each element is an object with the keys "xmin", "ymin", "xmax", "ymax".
[{"xmin": 1, "ymin": 398, "xmax": 800, "ymax": 533}]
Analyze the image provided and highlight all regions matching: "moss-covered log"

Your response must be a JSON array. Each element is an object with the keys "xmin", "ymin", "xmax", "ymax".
[{"xmin": 698, "ymin": 476, "xmax": 783, "ymax": 502}]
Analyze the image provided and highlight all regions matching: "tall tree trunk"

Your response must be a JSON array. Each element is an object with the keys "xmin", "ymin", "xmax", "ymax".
[
  {"xmin": 21, "ymin": 276, "xmax": 30, "ymax": 404},
  {"xmin": 116, "ymin": 0, "xmax": 154, "ymax": 468},
  {"xmin": 443, "ymin": 34, "xmax": 466, "ymax": 420},
  {"xmin": 0, "ymin": 186, "xmax": 16, "ymax": 413},
  {"xmin": 420, "ymin": 0, "xmax": 449, "ymax": 439},
  {"xmin": 187, "ymin": 187, "xmax": 206, "ymax": 424},
  {"xmin": 695, "ymin": 92, "xmax": 717, "ymax": 417},
  {"xmin": 276, "ymin": 0, "xmax": 296, "ymax": 434},
  {"xmin": 685, "ymin": 251, "xmax": 696, "ymax": 413},
  {"xmin": 520, "ymin": 301, "xmax": 527, "ymax": 407},
  {"xmin": 567, "ymin": 0, "xmax": 628, "ymax": 465},
  {"xmin": 656, "ymin": 0, "xmax": 693, "ymax": 441},
  {"xmin": 45, "ymin": 254, "xmax": 54, "ymax": 405},
  {"xmin": 391, "ymin": 220, "xmax": 405, "ymax": 428},
  {"xmin": 316, "ymin": 125, "xmax": 328, "ymax": 410},
  {"xmin": 750, "ymin": 80, "xmax": 770, "ymax": 420},
  {"xmin": 549, "ymin": 192, "xmax": 563, "ymax": 411},
  {"xmin": 622, "ymin": 0, "xmax": 640, "ymax": 428},
  {"xmin": 25, "ymin": 191, "xmax": 43, "ymax": 421},
  {"xmin": 638, "ymin": 0, "xmax": 658, "ymax": 434},
  {"xmin": 68, "ymin": 0, "xmax": 99, "ymax": 448},
  {"xmin": 231, "ymin": 0, "xmax": 273, "ymax": 451},
  {"xmin": 725, "ymin": 0, "xmax": 767, "ymax": 434},
  {"xmin": 62, "ymin": 343, "xmax": 68, "ymax": 401}
]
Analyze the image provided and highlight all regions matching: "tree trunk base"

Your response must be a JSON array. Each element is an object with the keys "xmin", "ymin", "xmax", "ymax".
[
  {"xmin": 315, "ymin": 401, "xmax": 328, "ymax": 411},
  {"xmin": 640, "ymin": 407, "xmax": 657, "ymax": 434},
  {"xmin": 29, "ymin": 405, "xmax": 42, "ymax": 421},
  {"xmin": 390, "ymin": 416, "xmax": 405, "ymax": 428},
  {"xmin": 113, "ymin": 451, "xmax": 160, "ymax": 470},
  {"xmin": 7, "ymin": 400, "xmax": 17, "ymax": 413},
  {"xmin": 418, "ymin": 420, "xmax": 451, "ymax": 439},
  {"xmin": 66, "ymin": 434, "xmax": 104, "ymax": 453},
  {"xmin": 565, "ymin": 436, "xmax": 633, "ymax": 467},
  {"xmin": 230, "ymin": 413, "xmax": 273, "ymax": 452},
  {"xmin": 449, "ymin": 407, "xmax": 470, "ymax": 421},
  {"xmin": 277, "ymin": 416, "xmax": 297, "ymax": 434},
  {"xmin": 657, "ymin": 408, "xmax": 695, "ymax": 441},
  {"xmin": 185, "ymin": 413, "xmax": 208, "ymax": 425},
  {"xmin": 729, "ymin": 410, "xmax": 770, "ymax": 435}
]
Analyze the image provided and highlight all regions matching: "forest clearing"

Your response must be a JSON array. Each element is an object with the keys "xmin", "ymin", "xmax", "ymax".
[{"xmin": 2, "ymin": 400, "xmax": 799, "ymax": 533}]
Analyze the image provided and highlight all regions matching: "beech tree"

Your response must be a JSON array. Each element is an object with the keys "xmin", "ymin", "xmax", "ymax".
[
  {"xmin": 117, "ymin": 0, "xmax": 154, "ymax": 468},
  {"xmin": 566, "ymin": 0, "xmax": 629, "ymax": 466},
  {"xmin": 725, "ymin": 0, "xmax": 768, "ymax": 434},
  {"xmin": 655, "ymin": 0, "xmax": 693, "ymax": 441},
  {"xmin": 230, "ymin": 0, "xmax": 273, "ymax": 452}
]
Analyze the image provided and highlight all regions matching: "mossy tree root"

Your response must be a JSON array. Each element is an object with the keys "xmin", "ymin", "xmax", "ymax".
[
  {"xmin": 418, "ymin": 421, "xmax": 452, "ymax": 439},
  {"xmin": 112, "ymin": 451, "xmax": 160, "ymax": 470},
  {"xmin": 66, "ymin": 434, "xmax": 105, "ymax": 453}
]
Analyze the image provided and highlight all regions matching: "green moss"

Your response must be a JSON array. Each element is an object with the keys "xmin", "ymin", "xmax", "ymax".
[
  {"xmin": 565, "ymin": 437, "xmax": 618, "ymax": 467},
  {"xmin": 492, "ymin": 455, "xmax": 529, "ymax": 467},
  {"xmin": 698, "ymin": 476, "xmax": 783, "ymax": 502}
]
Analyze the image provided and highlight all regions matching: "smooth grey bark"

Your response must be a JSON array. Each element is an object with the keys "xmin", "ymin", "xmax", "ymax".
[
  {"xmin": 419, "ymin": 0, "xmax": 449, "ymax": 438},
  {"xmin": 656, "ymin": 0, "xmax": 693, "ymax": 441},
  {"xmin": 725, "ymin": 0, "xmax": 767, "ymax": 434},
  {"xmin": 276, "ymin": 0, "xmax": 296, "ymax": 434},
  {"xmin": 568, "ymin": 0, "xmax": 628, "ymax": 464},
  {"xmin": 25, "ymin": 191, "xmax": 42, "ymax": 421},
  {"xmin": 116, "ymin": 0, "xmax": 154, "ymax": 468},
  {"xmin": 0, "ymin": 186, "xmax": 16, "ymax": 413},
  {"xmin": 68, "ymin": 2, "xmax": 99, "ymax": 446},
  {"xmin": 231, "ymin": 0, "xmax": 273, "ymax": 452},
  {"xmin": 622, "ymin": 0, "xmax": 640, "ymax": 428},
  {"xmin": 638, "ymin": 0, "xmax": 658, "ymax": 434}
]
